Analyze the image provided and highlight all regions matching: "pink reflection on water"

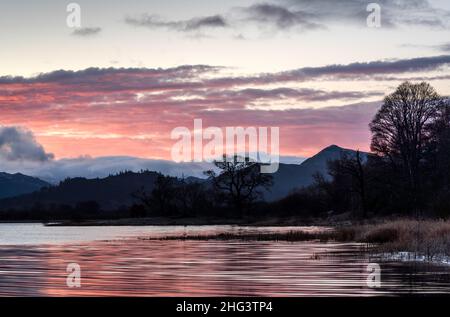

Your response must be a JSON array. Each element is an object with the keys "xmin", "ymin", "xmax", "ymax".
[{"xmin": 1, "ymin": 238, "xmax": 449, "ymax": 297}]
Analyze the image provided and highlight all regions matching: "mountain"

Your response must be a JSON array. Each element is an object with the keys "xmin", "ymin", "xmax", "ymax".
[
  {"xmin": 0, "ymin": 172, "xmax": 50, "ymax": 199},
  {"xmin": 265, "ymin": 145, "xmax": 368, "ymax": 201},
  {"xmin": 0, "ymin": 145, "xmax": 365, "ymax": 211},
  {"xmin": 1, "ymin": 155, "xmax": 305, "ymax": 184},
  {"xmin": 0, "ymin": 171, "xmax": 161, "ymax": 211}
]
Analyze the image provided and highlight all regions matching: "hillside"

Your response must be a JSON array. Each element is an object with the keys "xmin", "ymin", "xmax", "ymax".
[
  {"xmin": 0, "ymin": 145, "xmax": 366, "ymax": 212},
  {"xmin": 0, "ymin": 171, "xmax": 161, "ymax": 211},
  {"xmin": 0, "ymin": 172, "xmax": 50, "ymax": 199},
  {"xmin": 264, "ymin": 145, "xmax": 368, "ymax": 201}
]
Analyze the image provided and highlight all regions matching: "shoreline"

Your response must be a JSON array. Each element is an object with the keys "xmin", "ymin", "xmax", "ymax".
[
  {"xmin": 136, "ymin": 219, "xmax": 450, "ymax": 268},
  {"xmin": 2, "ymin": 218, "xmax": 450, "ymax": 268},
  {"xmin": 41, "ymin": 216, "xmax": 325, "ymax": 227}
]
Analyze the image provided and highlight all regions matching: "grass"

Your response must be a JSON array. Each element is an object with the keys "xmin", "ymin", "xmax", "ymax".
[
  {"xmin": 142, "ymin": 219, "xmax": 450, "ymax": 261},
  {"xmin": 338, "ymin": 219, "xmax": 450, "ymax": 261},
  {"xmin": 142, "ymin": 230, "xmax": 337, "ymax": 242}
]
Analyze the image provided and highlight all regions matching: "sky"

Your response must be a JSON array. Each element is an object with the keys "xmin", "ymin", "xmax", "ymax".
[{"xmin": 0, "ymin": 0, "xmax": 449, "ymax": 180}]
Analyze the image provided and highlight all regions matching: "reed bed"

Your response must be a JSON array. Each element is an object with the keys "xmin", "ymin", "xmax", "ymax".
[{"xmin": 141, "ymin": 219, "xmax": 450, "ymax": 260}]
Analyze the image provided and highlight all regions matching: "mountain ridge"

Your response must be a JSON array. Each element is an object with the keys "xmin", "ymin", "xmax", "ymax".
[
  {"xmin": 0, "ymin": 172, "xmax": 50, "ymax": 199},
  {"xmin": 0, "ymin": 145, "xmax": 367, "ymax": 210},
  {"xmin": 263, "ymin": 144, "xmax": 368, "ymax": 200}
]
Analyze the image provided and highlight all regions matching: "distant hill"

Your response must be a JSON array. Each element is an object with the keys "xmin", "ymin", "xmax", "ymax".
[
  {"xmin": 264, "ymin": 145, "xmax": 368, "ymax": 201},
  {"xmin": 0, "ymin": 145, "xmax": 366, "ymax": 211},
  {"xmin": 0, "ymin": 171, "xmax": 161, "ymax": 211},
  {"xmin": 0, "ymin": 172, "xmax": 50, "ymax": 199}
]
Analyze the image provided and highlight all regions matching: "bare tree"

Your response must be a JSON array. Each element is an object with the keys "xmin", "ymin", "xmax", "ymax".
[
  {"xmin": 133, "ymin": 174, "xmax": 178, "ymax": 215},
  {"xmin": 328, "ymin": 151, "xmax": 367, "ymax": 217},
  {"xmin": 369, "ymin": 82, "xmax": 443, "ymax": 208},
  {"xmin": 205, "ymin": 155, "xmax": 273, "ymax": 214},
  {"xmin": 425, "ymin": 99, "xmax": 450, "ymax": 215},
  {"xmin": 175, "ymin": 178, "xmax": 211, "ymax": 216}
]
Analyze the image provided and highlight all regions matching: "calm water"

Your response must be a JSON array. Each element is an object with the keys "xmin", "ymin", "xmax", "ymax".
[{"xmin": 0, "ymin": 223, "xmax": 449, "ymax": 296}]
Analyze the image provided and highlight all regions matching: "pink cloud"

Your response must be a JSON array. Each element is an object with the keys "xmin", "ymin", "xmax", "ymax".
[{"xmin": 6, "ymin": 58, "xmax": 447, "ymax": 158}]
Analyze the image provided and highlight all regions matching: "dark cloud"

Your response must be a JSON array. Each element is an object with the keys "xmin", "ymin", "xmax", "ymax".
[
  {"xmin": 401, "ymin": 42, "xmax": 450, "ymax": 53},
  {"xmin": 438, "ymin": 43, "xmax": 450, "ymax": 52},
  {"xmin": 71, "ymin": 27, "xmax": 102, "ymax": 37},
  {"xmin": 281, "ymin": 55, "xmax": 450, "ymax": 79},
  {"xmin": 0, "ymin": 127, "xmax": 54, "ymax": 162},
  {"xmin": 0, "ymin": 65, "xmax": 219, "ymax": 85},
  {"xmin": 125, "ymin": 14, "xmax": 228, "ymax": 32},
  {"xmin": 206, "ymin": 55, "xmax": 450, "ymax": 87},
  {"xmin": 284, "ymin": 0, "xmax": 449, "ymax": 28},
  {"xmin": 123, "ymin": 0, "xmax": 448, "ymax": 37},
  {"xmin": 241, "ymin": 3, "xmax": 324, "ymax": 30},
  {"xmin": 185, "ymin": 15, "xmax": 228, "ymax": 31},
  {"xmin": 0, "ymin": 56, "xmax": 446, "ymax": 126},
  {"xmin": 1, "ymin": 55, "xmax": 448, "ymax": 91}
]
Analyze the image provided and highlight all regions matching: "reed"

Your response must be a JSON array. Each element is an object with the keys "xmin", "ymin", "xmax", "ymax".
[{"xmin": 142, "ymin": 219, "xmax": 450, "ymax": 259}]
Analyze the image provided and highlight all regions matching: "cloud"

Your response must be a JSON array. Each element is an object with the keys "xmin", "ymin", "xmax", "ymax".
[
  {"xmin": 438, "ymin": 43, "xmax": 450, "ymax": 52},
  {"xmin": 0, "ymin": 56, "xmax": 448, "ymax": 161},
  {"xmin": 0, "ymin": 153, "xmax": 306, "ymax": 183},
  {"xmin": 0, "ymin": 156, "xmax": 214, "ymax": 183},
  {"xmin": 71, "ymin": 27, "xmax": 102, "ymax": 37},
  {"xmin": 125, "ymin": 14, "xmax": 228, "ymax": 32},
  {"xmin": 0, "ymin": 127, "xmax": 54, "ymax": 162},
  {"xmin": 1, "ymin": 55, "xmax": 448, "ymax": 89},
  {"xmin": 240, "ymin": 3, "xmax": 324, "ymax": 31},
  {"xmin": 284, "ymin": 0, "xmax": 450, "ymax": 29},
  {"xmin": 0, "ymin": 65, "xmax": 218, "ymax": 85},
  {"xmin": 185, "ymin": 15, "xmax": 228, "ymax": 31},
  {"xmin": 278, "ymin": 55, "xmax": 450, "ymax": 80},
  {"xmin": 199, "ymin": 87, "xmax": 382, "ymax": 104},
  {"xmin": 205, "ymin": 55, "xmax": 450, "ymax": 87},
  {"xmin": 401, "ymin": 42, "xmax": 450, "ymax": 53},
  {"xmin": 124, "ymin": 0, "xmax": 449, "ymax": 37}
]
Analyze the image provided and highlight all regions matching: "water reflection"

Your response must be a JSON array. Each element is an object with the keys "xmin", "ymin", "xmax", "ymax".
[
  {"xmin": 0, "ymin": 223, "xmax": 328, "ymax": 245},
  {"xmin": 1, "ymin": 239, "xmax": 450, "ymax": 296}
]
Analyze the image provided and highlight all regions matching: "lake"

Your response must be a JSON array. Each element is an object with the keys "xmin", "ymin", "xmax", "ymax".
[{"xmin": 0, "ymin": 223, "xmax": 449, "ymax": 296}]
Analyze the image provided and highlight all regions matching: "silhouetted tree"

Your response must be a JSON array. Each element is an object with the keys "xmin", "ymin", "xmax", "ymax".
[
  {"xmin": 133, "ymin": 174, "xmax": 178, "ymax": 215},
  {"xmin": 151, "ymin": 174, "xmax": 179, "ymax": 214},
  {"xmin": 327, "ymin": 151, "xmax": 368, "ymax": 217},
  {"xmin": 205, "ymin": 155, "xmax": 273, "ymax": 215},
  {"xmin": 425, "ymin": 99, "xmax": 450, "ymax": 216},
  {"xmin": 369, "ymin": 82, "xmax": 444, "ymax": 212},
  {"xmin": 175, "ymin": 179, "xmax": 212, "ymax": 216}
]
